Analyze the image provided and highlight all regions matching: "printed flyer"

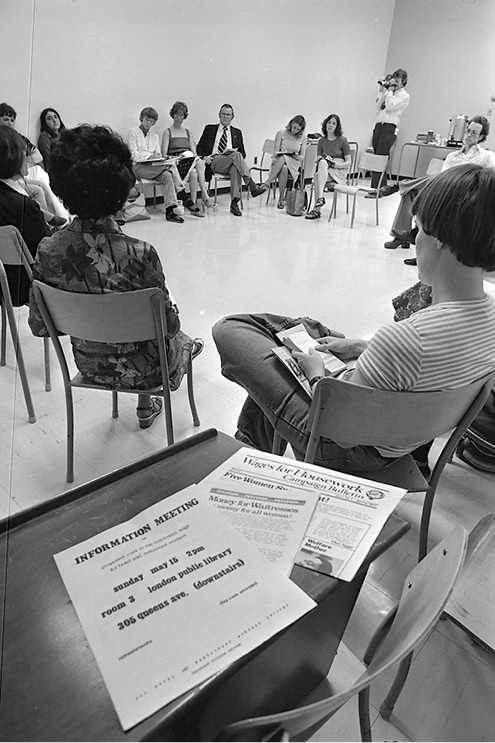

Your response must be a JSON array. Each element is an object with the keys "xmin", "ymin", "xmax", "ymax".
[{"xmin": 54, "ymin": 486, "xmax": 315, "ymax": 731}]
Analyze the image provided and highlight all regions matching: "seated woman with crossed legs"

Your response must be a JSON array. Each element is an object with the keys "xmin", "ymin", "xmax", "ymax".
[
  {"xmin": 306, "ymin": 113, "xmax": 352, "ymax": 220},
  {"xmin": 162, "ymin": 101, "xmax": 214, "ymax": 216},
  {"xmin": 213, "ymin": 164, "xmax": 495, "ymax": 472},
  {"xmin": 261, "ymin": 115, "xmax": 307, "ymax": 209},
  {"xmin": 29, "ymin": 124, "xmax": 203, "ymax": 429}
]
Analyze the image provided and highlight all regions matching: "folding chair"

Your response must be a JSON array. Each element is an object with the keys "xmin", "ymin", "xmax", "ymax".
[
  {"xmin": 32, "ymin": 282, "xmax": 200, "ymax": 483},
  {"xmin": 330, "ymin": 152, "xmax": 389, "ymax": 227},
  {"xmin": 217, "ymin": 526, "xmax": 467, "ymax": 742},
  {"xmin": 248, "ymin": 139, "xmax": 275, "ymax": 204},
  {"xmin": 0, "ymin": 225, "xmax": 51, "ymax": 423},
  {"xmin": 272, "ymin": 374, "xmax": 493, "ymax": 561},
  {"xmin": 306, "ymin": 141, "xmax": 359, "ymax": 213}
]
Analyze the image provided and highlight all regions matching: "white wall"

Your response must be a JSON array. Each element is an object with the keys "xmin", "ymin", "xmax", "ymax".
[
  {"xmin": 386, "ymin": 0, "xmax": 495, "ymax": 176},
  {"xmin": 1, "ymin": 0, "xmax": 395, "ymax": 163}
]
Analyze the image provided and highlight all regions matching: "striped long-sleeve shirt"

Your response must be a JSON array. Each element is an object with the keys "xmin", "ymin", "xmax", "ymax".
[{"xmin": 356, "ymin": 295, "xmax": 495, "ymax": 456}]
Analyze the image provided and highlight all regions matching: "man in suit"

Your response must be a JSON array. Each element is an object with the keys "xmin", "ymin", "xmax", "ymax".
[{"xmin": 197, "ymin": 104, "xmax": 266, "ymax": 216}]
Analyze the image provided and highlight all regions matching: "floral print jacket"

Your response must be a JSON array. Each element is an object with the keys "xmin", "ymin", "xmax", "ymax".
[{"xmin": 28, "ymin": 217, "xmax": 192, "ymax": 391}]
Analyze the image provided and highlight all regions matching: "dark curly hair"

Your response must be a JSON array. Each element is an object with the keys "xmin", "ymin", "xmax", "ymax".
[
  {"xmin": 39, "ymin": 107, "xmax": 66, "ymax": 134},
  {"xmin": 412, "ymin": 163, "xmax": 495, "ymax": 269},
  {"xmin": 0, "ymin": 102, "xmax": 17, "ymax": 120},
  {"xmin": 48, "ymin": 125, "xmax": 136, "ymax": 219},
  {"xmin": 468, "ymin": 115, "xmax": 490, "ymax": 143},
  {"xmin": 321, "ymin": 114, "xmax": 343, "ymax": 138},
  {"xmin": 169, "ymin": 101, "xmax": 188, "ymax": 119},
  {"xmin": 0, "ymin": 124, "xmax": 25, "ymax": 178}
]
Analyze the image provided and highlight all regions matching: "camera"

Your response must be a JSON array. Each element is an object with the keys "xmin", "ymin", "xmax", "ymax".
[{"xmin": 378, "ymin": 74, "xmax": 394, "ymax": 89}]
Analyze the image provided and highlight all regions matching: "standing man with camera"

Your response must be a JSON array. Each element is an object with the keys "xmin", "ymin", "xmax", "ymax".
[{"xmin": 367, "ymin": 68, "xmax": 410, "ymax": 195}]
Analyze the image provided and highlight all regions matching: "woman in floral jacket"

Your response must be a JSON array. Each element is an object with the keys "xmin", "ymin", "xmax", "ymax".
[{"xmin": 28, "ymin": 124, "xmax": 202, "ymax": 429}]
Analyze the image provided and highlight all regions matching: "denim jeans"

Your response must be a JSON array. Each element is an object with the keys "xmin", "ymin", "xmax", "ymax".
[{"xmin": 212, "ymin": 313, "xmax": 390, "ymax": 474}]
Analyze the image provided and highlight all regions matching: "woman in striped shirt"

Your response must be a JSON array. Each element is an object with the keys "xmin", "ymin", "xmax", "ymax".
[{"xmin": 212, "ymin": 164, "xmax": 495, "ymax": 473}]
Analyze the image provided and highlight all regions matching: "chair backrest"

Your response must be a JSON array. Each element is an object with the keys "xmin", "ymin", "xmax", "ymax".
[
  {"xmin": 216, "ymin": 525, "xmax": 467, "ymax": 741},
  {"xmin": 305, "ymin": 374, "xmax": 494, "ymax": 460},
  {"xmin": 258, "ymin": 138, "xmax": 275, "ymax": 169},
  {"xmin": 0, "ymin": 225, "xmax": 34, "ymax": 274},
  {"xmin": 301, "ymin": 140, "xmax": 318, "ymax": 184},
  {"xmin": 32, "ymin": 282, "xmax": 166, "ymax": 344},
  {"xmin": 426, "ymin": 157, "xmax": 444, "ymax": 176},
  {"xmin": 347, "ymin": 141, "xmax": 359, "ymax": 185},
  {"xmin": 358, "ymin": 151, "xmax": 389, "ymax": 178}
]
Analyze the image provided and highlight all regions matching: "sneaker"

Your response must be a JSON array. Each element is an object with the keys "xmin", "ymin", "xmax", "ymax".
[{"xmin": 137, "ymin": 398, "xmax": 163, "ymax": 429}]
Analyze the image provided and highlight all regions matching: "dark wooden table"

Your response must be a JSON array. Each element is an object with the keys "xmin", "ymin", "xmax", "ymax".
[{"xmin": 0, "ymin": 429, "xmax": 409, "ymax": 742}]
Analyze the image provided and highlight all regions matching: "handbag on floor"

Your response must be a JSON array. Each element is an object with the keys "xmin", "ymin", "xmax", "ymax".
[
  {"xmin": 285, "ymin": 180, "xmax": 307, "ymax": 217},
  {"xmin": 121, "ymin": 190, "xmax": 150, "ymax": 222}
]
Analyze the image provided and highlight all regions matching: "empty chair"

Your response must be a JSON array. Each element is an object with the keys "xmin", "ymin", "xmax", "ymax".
[
  {"xmin": 330, "ymin": 152, "xmax": 389, "ymax": 227},
  {"xmin": 216, "ymin": 526, "xmax": 467, "ymax": 742},
  {"xmin": 0, "ymin": 225, "xmax": 51, "ymax": 423},
  {"xmin": 272, "ymin": 375, "xmax": 493, "ymax": 561},
  {"xmin": 425, "ymin": 156, "xmax": 445, "ymax": 176},
  {"xmin": 248, "ymin": 139, "xmax": 275, "ymax": 203},
  {"xmin": 32, "ymin": 282, "xmax": 200, "ymax": 483}
]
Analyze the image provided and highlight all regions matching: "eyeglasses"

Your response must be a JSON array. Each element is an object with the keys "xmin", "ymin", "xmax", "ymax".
[{"xmin": 220, "ymin": 112, "xmax": 233, "ymax": 117}]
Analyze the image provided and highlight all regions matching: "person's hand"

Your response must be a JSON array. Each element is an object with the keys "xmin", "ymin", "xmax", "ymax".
[
  {"xmin": 203, "ymin": 155, "xmax": 213, "ymax": 165},
  {"xmin": 315, "ymin": 337, "xmax": 368, "ymax": 361},
  {"xmin": 292, "ymin": 348, "xmax": 325, "ymax": 379}
]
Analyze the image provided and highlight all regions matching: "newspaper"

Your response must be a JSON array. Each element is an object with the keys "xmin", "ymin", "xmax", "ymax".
[
  {"xmin": 54, "ymin": 485, "xmax": 315, "ymax": 731},
  {"xmin": 203, "ymin": 449, "xmax": 407, "ymax": 582},
  {"xmin": 200, "ymin": 460, "xmax": 319, "ymax": 575}
]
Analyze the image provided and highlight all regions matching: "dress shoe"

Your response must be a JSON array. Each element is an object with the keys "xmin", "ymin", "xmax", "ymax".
[
  {"xmin": 364, "ymin": 191, "xmax": 378, "ymax": 199},
  {"xmin": 456, "ymin": 440, "xmax": 495, "ymax": 473},
  {"xmin": 230, "ymin": 200, "xmax": 242, "ymax": 216},
  {"xmin": 384, "ymin": 237, "xmax": 410, "ymax": 249},
  {"xmin": 165, "ymin": 211, "xmax": 184, "ymax": 223},
  {"xmin": 379, "ymin": 184, "xmax": 400, "ymax": 196},
  {"xmin": 403, "ymin": 257, "xmax": 417, "ymax": 266},
  {"xmin": 249, "ymin": 183, "xmax": 267, "ymax": 198}
]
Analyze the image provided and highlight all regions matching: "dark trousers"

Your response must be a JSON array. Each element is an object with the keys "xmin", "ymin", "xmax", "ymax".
[{"xmin": 371, "ymin": 122, "xmax": 396, "ymax": 188}]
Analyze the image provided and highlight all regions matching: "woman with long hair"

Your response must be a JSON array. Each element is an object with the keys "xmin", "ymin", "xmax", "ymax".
[
  {"xmin": 305, "ymin": 113, "xmax": 351, "ymax": 220},
  {"xmin": 262, "ymin": 115, "xmax": 307, "ymax": 209}
]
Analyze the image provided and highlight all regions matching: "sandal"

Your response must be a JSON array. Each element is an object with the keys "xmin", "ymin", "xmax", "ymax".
[
  {"xmin": 187, "ymin": 204, "xmax": 205, "ymax": 217},
  {"xmin": 315, "ymin": 197, "xmax": 326, "ymax": 209},
  {"xmin": 277, "ymin": 199, "xmax": 285, "ymax": 209},
  {"xmin": 191, "ymin": 338, "xmax": 204, "ymax": 360},
  {"xmin": 305, "ymin": 209, "xmax": 321, "ymax": 220},
  {"xmin": 137, "ymin": 397, "xmax": 163, "ymax": 429}
]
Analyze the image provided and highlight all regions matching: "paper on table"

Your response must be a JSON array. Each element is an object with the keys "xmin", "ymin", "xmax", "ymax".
[
  {"xmin": 203, "ymin": 449, "xmax": 407, "ymax": 582},
  {"xmin": 54, "ymin": 486, "xmax": 315, "ymax": 731},
  {"xmin": 200, "ymin": 451, "xmax": 319, "ymax": 575}
]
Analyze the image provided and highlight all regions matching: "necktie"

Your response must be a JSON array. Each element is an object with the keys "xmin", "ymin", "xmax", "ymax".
[{"xmin": 218, "ymin": 126, "xmax": 228, "ymax": 154}]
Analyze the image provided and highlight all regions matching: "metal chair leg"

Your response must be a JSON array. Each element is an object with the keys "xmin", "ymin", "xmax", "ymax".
[
  {"xmin": 186, "ymin": 356, "xmax": 200, "ymax": 427},
  {"xmin": 6, "ymin": 300, "xmax": 36, "ymax": 423},
  {"xmin": 379, "ymin": 651, "xmax": 413, "ymax": 720},
  {"xmin": 1, "ymin": 302, "xmax": 6, "ymax": 366},
  {"xmin": 43, "ymin": 337, "xmax": 51, "ymax": 391}
]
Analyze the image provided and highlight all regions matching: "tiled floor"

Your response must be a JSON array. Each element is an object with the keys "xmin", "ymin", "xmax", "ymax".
[{"xmin": 2, "ymin": 187, "xmax": 494, "ymax": 740}]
